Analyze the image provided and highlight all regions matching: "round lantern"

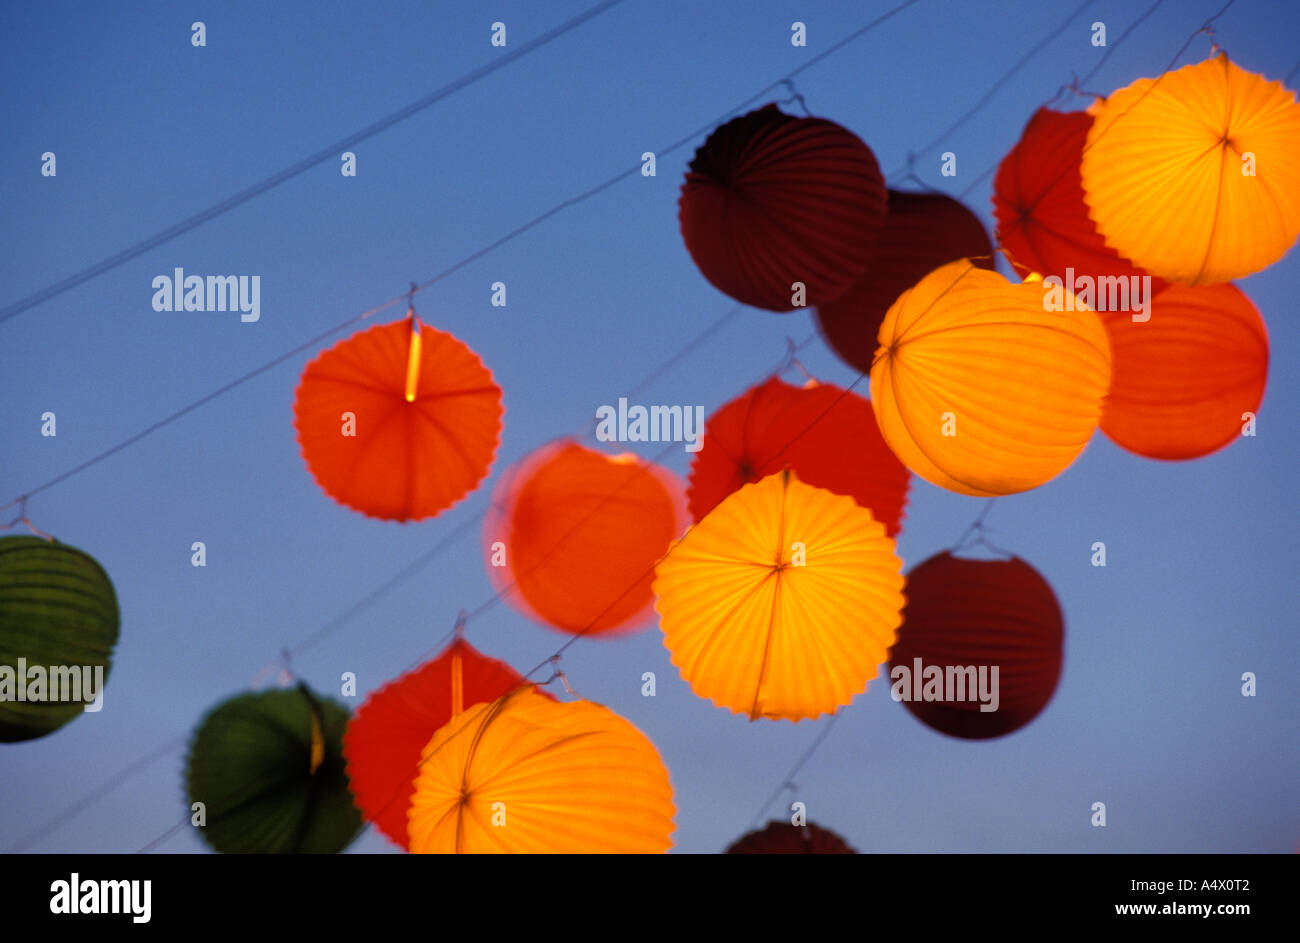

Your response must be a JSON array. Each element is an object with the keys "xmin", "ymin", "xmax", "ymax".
[
  {"xmin": 186, "ymin": 684, "xmax": 363, "ymax": 854},
  {"xmin": 817, "ymin": 189, "xmax": 993, "ymax": 373},
  {"xmin": 294, "ymin": 316, "xmax": 503, "ymax": 521},
  {"xmin": 407, "ymin": 688, "xmax": 676, "ymax": 853},
  {"xmin": 0, "ymin": 536, "xmax": 119, "ymax": 743},
  {"xmin": 870, "ymin": 260, "xmax": 1111, "ymax": 496},
  {"xmin": 655, "ymin": 470, "xmax": 905, "ymax": 722},
  {"xmin": 679, "ymin": 104, "xmax": 886, "ymax": 311},
  {"xmin": 1099, "ymin": 282, "xmax": 1268, "ymax": 460},
  {"xmin": 993, "ymin": 107, "xmax": 1164, "ymax": 292},
  {"xmin": 726, "ymin": 820, "xmax": 857, "ymax": 854},
  {"xmin": 1082, "ymin": 54, "xmax": 1300, "ymax": 285},
  {"xmin": 484, "ymin": 440, "xmax": 684, "ymax": 636},
  {"xmin": 688, "ymin": 375, "xmax": 910, "ymax": 536},
  {"xmin": 343, "ymin": 637, "xmax": 549, "ymax": 850},
  {"xmin": 889, "ymin": 551, "xmax": 1063, "ymax": 739}
]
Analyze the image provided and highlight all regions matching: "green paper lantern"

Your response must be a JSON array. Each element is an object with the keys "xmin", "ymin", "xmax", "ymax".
[
  {"xmin": 186, "ymin": 684, "xmax": 363, "ymax": 854},
  {"xmin": 0, "ymin": 536, "xmax": 120, "ymax": 742}
]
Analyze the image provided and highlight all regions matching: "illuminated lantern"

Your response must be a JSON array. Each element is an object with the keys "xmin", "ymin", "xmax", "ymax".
[
  {"xmin": 186, "ymin": 685, "xmax": 363, "ymax": 854},
  {"xmin": 889, "ymin": 551, "xmax": 1063, "ymax": 740},
  {"xmin": 343, "ymin": 637, "xmax": 550, "ymax": 850},
  {"xmin": 817, "ymin": 190, "xmax": 994, "ymax": 373},
  {"xmin": 655, "ymin": 470, "xmax": 905, "ymax": 722},
  {"xmin": 870, "ymin": 260, "xmax": 1111, "ymax": 496},
  {"xmin": 484, "ymin": 440, "xmax": 684, "ymax": 636},
  {"xmin": 0, "ymin": 536, "xmax": 119, "ymax": 743},
  {"xmin": 293, "ymin": 314, "xmax": 503, "ymax": 521},
  {"xmin": 726, "ymin": 820, "xmax": 857, "ymax": 854},
  {"xmin": 408, "ymin": 688, "xmax": 675, "ymax": 853},
  {"xmin": 679, "ymin": 104, "xmax": 886, "ymax": 311},
  {"xmin": 992, "ymin": 107, "xmax": 1164, "ymax": 292},
  {"xmin": 687, "ymin": 375, "xmax": 910, "ymax": 536},
  {"xmin": 1083, "ymin": 54, "xmax": 1300, "ymax": 285},
  {"xmin": 1099, "ymin": 282, "xmax": 1268, "ymax": 460}
]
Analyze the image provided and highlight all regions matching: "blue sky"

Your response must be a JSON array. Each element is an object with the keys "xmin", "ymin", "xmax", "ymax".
[{"xmin": 2, "ymin": 0, "xmax": 1297, "ymax": 853}]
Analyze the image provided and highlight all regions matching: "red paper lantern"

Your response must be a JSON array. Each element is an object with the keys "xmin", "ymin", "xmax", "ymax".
[
  {"xmin": 992, "ymin": 107, "xmax": 1165, "ymax": 292},
  {"xmin": 726, "ymin": 820, "xmax": 857, "ymax": 854},
  {"xmin": 679, "ymin": 104, "xmax": 886, "ymax": 312},
  {"xmin": 889, "ymin": 551, "xmax": 1063, "ymax": 740},
  {"xmin": 342, "ymin": 638, "xmax": 547, "ymax": 850},
  {"xmin": 816, "ymin": 190, "xmax": 993, "ymax": 374},
  {"xmin": 293, "ymin": 317, "xmax": 503, "ymax": 521},
  {"xmin": 1099, "ymin": 282, "xmax": 1268, "ymax": 460},
  {"xmin": 687, "ymin": 375, "xmax": 909, "ymax": 536}
]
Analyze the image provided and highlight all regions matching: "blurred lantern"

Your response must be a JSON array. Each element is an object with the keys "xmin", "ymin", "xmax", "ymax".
[
  {"xmin": 817, "ymin": 189, "xmax": 994, "ymax": 373},
  {"xmin": 889, "ymin": 551, "xmax": 1063, "ymax": 740},
  {"xmin": 679, "ymin": 103, "xmax": 886, "ymax": 311},
  {"xmin": 870, "ymin": 260, "xmax": 1111, "ymax": 496},
  {"xmin": 1082, "ymin": 54, "xmax": 1300, "ymax": 285},
  {"xmin": 687, "ymin": 375, "xmax": 910, "ymax": 536},
  {"xmin": 408, "ymin": 687, "xmax": 675, "ymax": 853},
  {"xmin": 0, "ymin": 536, "xmax": 119, "ymax": 743},
  {"xmin": 655, "ymin": 470, "xmax": 904, "ymax": 722},
  {"xmin": 293, "ymin": 313, "xmax": 503, "ymax": 521},
  {"xmin": 1099, "ymin": 282, "xmax": 1268, "ymax": 460},
  {"xmin": 343, "ymin": 636, "xmax": 550, "ymax": 850},
  {"xmin": 484, "ymin": 440, "xmax": 684, "ymax": 636},
  {"xmin": 186, "ymin": 684, "xmax": 363, "ymax": 854},
  {"xmin": 726, "ymin": 820, "xmax": 857, "ymax": 854},
  {"xmin": 992, "ymin": 107, "xmax": 1164, "ymax": 292}
]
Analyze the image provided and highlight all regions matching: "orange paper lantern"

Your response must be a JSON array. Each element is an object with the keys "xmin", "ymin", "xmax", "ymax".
[
  {"xmin": 1099, "ymin": 282, "xmax": 1268, "ymax": 460},
  {"xmin": 655, "ymin": 470, "xmax": 905, "ymax": 722},
  {"xmin": 408, "ymin": 688, "xmax": 675, "ymax": 853},
  {"xmin": 484, "ymin": 440, "xmax": 684, "ymax": 636},
  {"xmin": 1082, "ymin": 55, "xmax": 1300, "ymax": 284},
  {"xmin": 870, "ymin": 260, "xmax": 1111, "ymax": 496},
  {"xmin": 294, "ymin": 317, "xmax": 503, "ymax": 521}
]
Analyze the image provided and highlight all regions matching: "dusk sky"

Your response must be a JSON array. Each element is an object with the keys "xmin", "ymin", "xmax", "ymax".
[{"xmin": 2, "ymin": 0, "xmax": 1297, "ymax": 854}]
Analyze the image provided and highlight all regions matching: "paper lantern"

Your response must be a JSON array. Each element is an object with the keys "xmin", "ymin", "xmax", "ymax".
[
  {"xmin": 1099, "ymin": 282, "xmax": 1268, "ymax": 460},
  {"xmin": 407, "ymin": 688, "xmax": 675, "ymax": 853},
  {"xmin": 889, "ymin": 551, "xmax": 1063, "ymax": 740},
  {"xmin": 817, "ymin": 190, "xmax": 994, "ymax": 373},
  {"xmin": 343, "ymin": 637, "xmax": 550, "ymax": 850},
  {"xmin": 186, "ymin": 685, "xmax": 363, "ymax": 854},
  {"xmin": 687, "ymin": 375, "xmax": 910, "ymax": 536},
  {"xmin": 1082, "ymin": 54, "xmax": 1300, "ymax": 285},
  {"xmin": 870, "ymin": 260, "xmax": 1111, "ymax": 496},
  {"xmin": 294, "ymin": 316, "xmax": 503, "ymax": 521},
  {"xmin": 679, "ymin": 104, "xmax": 886, "ymax": 311},
  {"xmin": 726, "ymin": 820, "xmax": 857, "ymax": 854},
  {"xmin": 655, "ymin": 470, "xmax": 905, "ymax": 722},
  {"xmin": 992, "ymin": 107, "xmax": 1164, "ymax": 293},
  {"xmin": 484, "ymin": 440, "xmax": 684, "ymax": 636},
  {"xmin": 0, "ymin": 536, "xmax": 119, "ymax": 743}
]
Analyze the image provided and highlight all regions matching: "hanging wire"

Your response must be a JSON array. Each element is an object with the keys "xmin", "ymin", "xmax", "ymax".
[
  {"xmin": 0, "ymin": 0, "xmax": 630, "ymax": 328},
  {"xmin": 748, "ymin": 713, "xmax": 841, "ymax": 830}
]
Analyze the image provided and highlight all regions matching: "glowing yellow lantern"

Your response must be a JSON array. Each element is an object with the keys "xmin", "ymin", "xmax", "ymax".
[
  {"xmin": 1082, "ymin": 54, "xmax": 1300, "ymax": 285},
  {"xmin": 654, "ymin": 469, "xmax": 904, "ymax": 722},
  {"xmin": 407, "ymin": 688, "xmax": 675, "ymax": 853},
  {"xmin": 870, "ymin": 260, "xmax": 1111, "ymax": 496}
]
